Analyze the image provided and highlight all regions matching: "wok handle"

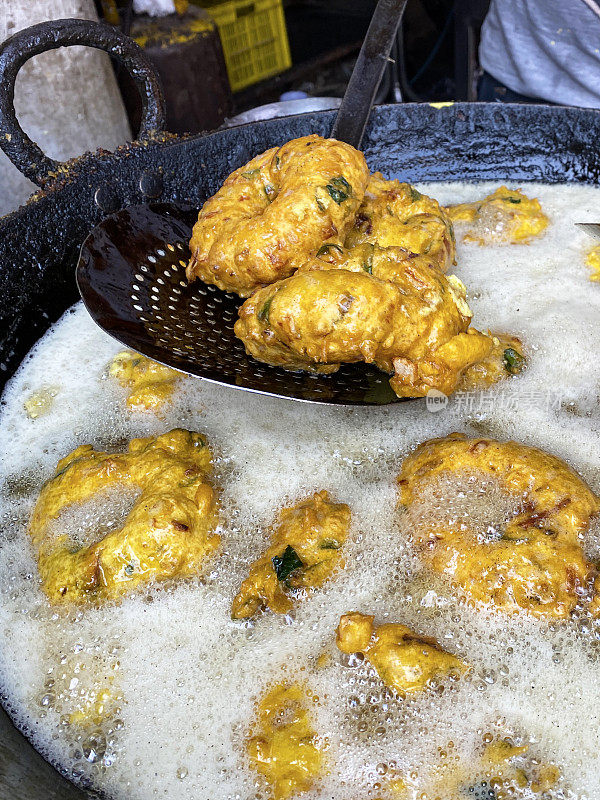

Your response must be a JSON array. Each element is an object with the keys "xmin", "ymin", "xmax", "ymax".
[
  {"xmin": 0, "ymin": 18, "xmax": 166, "ymax": 187},
  {"xmin": 331, "ymin": 0, "xmax": 408, "ymax": 149}
]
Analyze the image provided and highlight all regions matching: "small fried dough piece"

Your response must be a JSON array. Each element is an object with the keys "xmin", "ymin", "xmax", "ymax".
[
  {"xmin": 585, "ymin": 244, "xmax": 600, "ymax": 283},
  {"xmin": 446, "ymin": 186, "xmax": 549, "ymax": 245},
  {"xmin": 247, "ymin": 683, "xmax": 324, "ymax": 800},
  {"xmin": 458, "ymin": 332, "xmax": 526, "ymax": 391},
  {"xmin": 336, "ymin": 612, "xmax": 466, "ymax": 695},
  {"xmin": 398, "ymin": 433, "xmax": 600, "ymax": 617},
  {"xmin": 231, "ymin": 490, "xmax": 350, "ymax": 619},
  {"xmin": 397, "ymin": 736, "xmax": 561, "ymax": 799},
  {"xmin": 109, "ymin": 350, "xmax": 180, "ymax": 412},
  {"xmin": 345, "ymin": 173, "xmax": 456, "ymax": 271},
  {"xmin": 30, "ymin": 429, "xmax": 220, "ymax": 603},
  {"xmin": 235, "ymin": 266, "xmax": 493, "ymax": 399},
  {"xmin": 187, "ymin": 135, "xmax": 369, "ymax": 296}
]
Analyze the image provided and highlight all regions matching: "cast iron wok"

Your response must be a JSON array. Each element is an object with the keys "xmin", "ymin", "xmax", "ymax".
[{"xmin": 0, "ymin": 16, "xmax": 600, "ymax": 800}]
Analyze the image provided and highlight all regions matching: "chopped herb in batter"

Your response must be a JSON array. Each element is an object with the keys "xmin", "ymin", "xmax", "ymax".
[
  {"xmin": 272, "ymin": 546, "xmax": 304, "ymax": 582},
  {"xmin": 503, "ymin": 347, "xmax": 524, "ymax": 374}
]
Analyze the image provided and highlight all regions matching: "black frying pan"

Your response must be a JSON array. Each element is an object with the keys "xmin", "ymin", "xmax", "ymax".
[{"xmin": 0, "ymin": 14, "xmax": 600, "ymax": 800}]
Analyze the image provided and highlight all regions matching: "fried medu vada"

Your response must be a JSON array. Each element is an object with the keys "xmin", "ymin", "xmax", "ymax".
[
  {"xmin": 336, "ymin": 612, "xmax": 467, "ymax": 695},
  {"xmin": 232, "ymin": 490, "xmax": 350, "ymax": 619},
  {"xmin": 446, "ymin": 186, "xmax": 549, "ymax": 245},
  {"xmin": 30, "ymin": 429, "xmax": 220, "ymax": 603},
  {"xmin": 397, "ymin": 434, "xmax": 600, "ymax": 618},
  {"xmin": 247, "ymin": 683, "xmax": 324, "ymax": 800},
  {"xmin": 234, "ymin": 262, "xmax": 493, "ymax": 398},
  {"xmin": 344, "ymin": 172, "xmax": 456, "ymax": 272},
  {"xmin": 187, "ymin": 135, "xmax": 369, "ymax": 296}
]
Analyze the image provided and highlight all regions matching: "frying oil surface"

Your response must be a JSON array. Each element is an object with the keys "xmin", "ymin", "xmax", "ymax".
[{"xmin": 0, "ymin": 182, "xmax": 600, "ymax": 798}]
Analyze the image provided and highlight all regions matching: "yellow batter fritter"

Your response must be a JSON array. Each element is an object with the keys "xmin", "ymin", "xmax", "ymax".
[
  {"xmin": 398, "ymin": 434, "xmax": 600, "ymax": 618},
  {"xmin": 232, "ymin": 490, "xmax": 350, "ymax": 619},
  {"xmin": 247, "ymin": 683, "xmax": 324, "ymax": 800},
  {"xmin": 446, "ymin": 186, "xmax": 549, "ymax": 245},
  {"xmin": 187, "ymin": 135, "xmax": 369, "ymax": 296},
  {"xmin": 234, "ymin": 262, "xmax": 493, "ymax": 398},
  {"xmin": 108, "ymin": 351, "xmax": 180, "ymax": 412},
  {"xmin": 458, "ymin": 332, "xmax": 526, "ymax": 391},
  {"xmin": 344, "ymin": 172, "xmax": 456, "ymax": 272},
  {"xmin": 29, "ymin": 429, "xmax": 220, "ymax": 603},
  {"xmin": 336, "ymin": 612, "xmax": 467, "ymax": 695}
]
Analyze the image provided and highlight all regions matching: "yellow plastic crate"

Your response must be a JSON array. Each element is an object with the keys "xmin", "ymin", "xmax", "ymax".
[{"xmin": 198, "ymin": 0, "xmax": 291, "ymax": 92}]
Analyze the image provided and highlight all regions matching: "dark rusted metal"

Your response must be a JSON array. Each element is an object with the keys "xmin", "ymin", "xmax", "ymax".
[
  {"xmin": 0, "ymin": 17, "xmax": 166, "ymax": 186},
  {"xmin": 331, "ymin": 0, "xmax": 408, "ymax": 147},
  {"xmin": 118, "ymin": 7, "xmax": 232, "ymax": 136}
]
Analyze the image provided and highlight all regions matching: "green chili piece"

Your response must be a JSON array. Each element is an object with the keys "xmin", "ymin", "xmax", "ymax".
[
  {"xmin": 316, "ymin": 243, "xmax": 343, "ymax": 257},
  {"xmin": 320, "ymin": 539, "xmax": 340, "ymax": 550},
  {"xmin": 258, "ymin": 295, "xmax": 274, "ymax": 322},
  {"xmin": 242, "ymin": 168, "xmax": 260, "ymax": 178},
  {"xmin": 409, "ymin": 186, "xmax": 423, "ymax": 202},
  {"xmin": 326, "ymin": 176, "xmax": 352, "ymax": 204},
  {"xmin": 272, "ymin": 545, "xmax": 304, "ymax": 582},
  {"xmin": 502, "ymin": 347, "xmax": 525, "ymax": 374},
  {"xmin": 504, "ymin": 196, "xmax": 522, "ymax": 204},
  {"xmin": 363, "ymin": 243, "xmax": 374, "ymax": 274}
]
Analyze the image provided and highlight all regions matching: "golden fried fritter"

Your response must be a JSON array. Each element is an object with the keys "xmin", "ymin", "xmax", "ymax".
[
  {"xmin": 235, "ymin": 261, "xmax": 493, "ymax": 398},
  {"xmin": 336, "ymin": 612, "xmax": 466, "ymax": 695},
  {"xmin": 30, "ymin": 429, "xmax": 220, "ymax": 603},
  {"xmin": 232, "ymin": 490, "xmax": 350, "ymax": 619},
  {"xmin": 187, "ymin": 135, "xmax": 369, "ymax": 296},
  {"xmin": 390, "ymin": 736, "xmax": 560, "ymax": 800},
  {"xmin": 344, "ymin": 173, "xmax": 456, "ymax": 271},
  {"xmin": 109, "ymin": 351, "xmax": 180, "ymax": 412},
  {"xmin": 247, "ymin": 683, "xmax": 324, "ymax": 800},
  {"xmin": 398, "ymin": 434, "xmax": 600, "ymax": 617},
  {"xmin": 446, "ymin": 186, "xmax": 549, "ymax": 245},
  {"xmin": 585, "ymin": 244, "xmax": 600, "ymax": 283},
  {"xmin": 457, "ymin": 332, "xmax": 526, "ymax": 391}
]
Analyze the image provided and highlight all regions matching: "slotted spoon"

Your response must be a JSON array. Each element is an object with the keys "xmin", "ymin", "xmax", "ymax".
[{"xmin": 77, "ymin": 0, "xmax": 408, "ymax": 406}]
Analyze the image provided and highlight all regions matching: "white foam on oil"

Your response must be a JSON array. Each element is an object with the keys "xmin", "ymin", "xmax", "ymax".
[{"xmin": 0, "ymin": 182, "xmax": 599, "ymax": 798}]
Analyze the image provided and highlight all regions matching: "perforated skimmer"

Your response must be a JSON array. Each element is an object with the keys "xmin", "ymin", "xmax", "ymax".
[{"xmin": 76, "ymin": 0, "xmax": 409, "ymax": 406}]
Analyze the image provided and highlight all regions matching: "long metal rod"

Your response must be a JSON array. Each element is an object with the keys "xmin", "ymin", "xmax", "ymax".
[{"xmin": 330, "ymin": 0, "xmax": 408, "ymax": 149}]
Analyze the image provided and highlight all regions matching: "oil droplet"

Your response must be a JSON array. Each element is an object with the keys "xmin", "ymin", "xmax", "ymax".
[{"xmin": 83, "ymin": 732, "xmax": 107, "ymax": 763}]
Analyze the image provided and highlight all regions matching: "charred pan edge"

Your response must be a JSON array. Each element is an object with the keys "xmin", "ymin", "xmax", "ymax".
[{"xmin": 0, "ymin": 17, "xmax": 166, "ymax": 186}]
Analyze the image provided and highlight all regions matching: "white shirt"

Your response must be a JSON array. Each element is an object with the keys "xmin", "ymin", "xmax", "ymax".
[{"xmin": 479, "ymin": 0, "xmax": 600, "ymax": 107}]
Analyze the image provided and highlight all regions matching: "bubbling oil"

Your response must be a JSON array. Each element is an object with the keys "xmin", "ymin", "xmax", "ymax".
[{"xmin": 0, "ymin": 182, "xmax": 600, "ymax": 799}]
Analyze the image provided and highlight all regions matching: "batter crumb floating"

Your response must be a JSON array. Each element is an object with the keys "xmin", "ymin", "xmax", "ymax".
[{"xmin": 108, "ymin": 350, "xmax": 180, "ymax": 412}]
